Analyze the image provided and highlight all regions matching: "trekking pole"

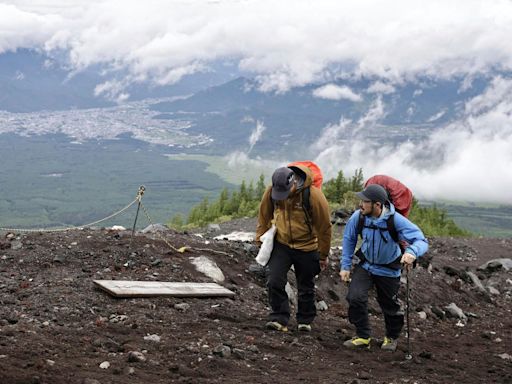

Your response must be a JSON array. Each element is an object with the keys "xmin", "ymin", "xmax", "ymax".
[
  {"xmin": 405, "ymin": 267, "xmax": 413, "ymax": 360},
  {"xmin": 131, "ymin": 186, "xmax": 146, "ymax": 241}
]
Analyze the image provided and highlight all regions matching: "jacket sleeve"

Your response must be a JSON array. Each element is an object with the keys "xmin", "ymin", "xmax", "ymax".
[
  {"xmin": 394, "ymin": 213, "xmax": 429, "ymax": 258},
  {"xmin": 256, "ymin": 186, "xmax": 274, "ymax": 243},
  {"xmin": 341, "ymin": 211, "xmax": 360, "ymax": 270},
  {"xmin": 311, "ymin": 187, "xmax": 332, "ymax": 260}
]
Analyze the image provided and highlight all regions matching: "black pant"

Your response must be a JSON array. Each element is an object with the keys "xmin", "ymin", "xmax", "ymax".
[
  {"xmin": 346, "ymin": 265, "xmax": 404, "ymax": 339},
  {"xmin": 266, "ymin": 241, "xmax": 321, "ymax": 326}
]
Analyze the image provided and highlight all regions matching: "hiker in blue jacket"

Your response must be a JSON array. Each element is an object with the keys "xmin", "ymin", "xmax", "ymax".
[{"xmin": 339, "ymin": 184, "xmax": 428, "ymax": 351}]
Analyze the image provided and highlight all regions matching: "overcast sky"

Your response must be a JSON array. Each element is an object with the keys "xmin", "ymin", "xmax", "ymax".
[{"xmin": 1, "ymin": 0, "xmax": 512, "ymax": 203}]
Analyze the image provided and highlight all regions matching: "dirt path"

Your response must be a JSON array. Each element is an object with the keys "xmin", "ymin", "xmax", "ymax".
[{"xmin": 0, "ymin": 222, "xmax": 511, "ymax": 384}]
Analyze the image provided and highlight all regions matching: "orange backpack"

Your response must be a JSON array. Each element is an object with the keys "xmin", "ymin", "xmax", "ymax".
[{"xmin": 287, "ymin": 160, "xmax": 323, "ymax": 189}]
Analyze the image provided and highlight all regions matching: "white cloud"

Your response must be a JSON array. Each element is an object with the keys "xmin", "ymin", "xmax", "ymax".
[
  {"xmin": 357, "ymin": 96, "xmax": 386, "ymax": 129},
  {"xmin": 427, "ymin": 108, "xmax": 447, "ymax": 122},
  {"xmin": 312, "ymin": 84, "xmax": 362, "ymax": 102},
  {"xmin": 367, "ymin": 81, "xmax": 396, "ymax": 94},
  {"xmin": 1, "ymin": 0, "xmax": 512, "ymax": 91},
  {"xmin": 313, "ymin": 76, "xmax": 512, "ymax": 204},
  {"xmin": 248, "ymin": 120, "xmax": 266, "ymax": 152}
]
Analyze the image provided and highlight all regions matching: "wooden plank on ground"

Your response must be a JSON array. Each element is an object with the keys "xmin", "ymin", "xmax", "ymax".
[{"xmin": 93, "ymin": 280, "xmax": 235, "ymax": 298}]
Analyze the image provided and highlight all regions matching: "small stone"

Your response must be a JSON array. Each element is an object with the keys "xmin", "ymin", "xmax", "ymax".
[
  {"xmin": 53, "ymin": 254, "xmax": 66, "ymax": 263},
  {"xmin": 174, "ymin": 303, "xmax": 190, "ymax": 311},
  {"xmin": 488, "ymin": 286, "xmax": 500, "ymax": 295},
  {"xmin": 127, "ymin": 351, "xmax": 146, "ymax": 363},
  {"xmin": 213, "ymin": 344, "xmax": 231, "ymax": 358},
  {"xmin": 144, "ymin": 334, "xmax": 161, "ymax": 343},
  {"xmin": 431, "ymin": 306, "xmax": 445, "ymax": 319},
  {"xmin": 124, "ymin": 366, "xmax": 135, "ymax": 375},
  {"xmin": 246, "ymin": 345, "xmax": 260, "ymax": 353},
  {"xmin": 498, "ymin": 353, "xmax": 512, "ymax": 360},
  {"xmin": 46, "ymin": 359, "xmax": 55, "ymax": 366},
  {"xmin": 418, "ymin": 311, "xmax": 427, "ymax": 320},
  {"xmin": 315, "ymin": 300, "xmax": 328, "ymax": 311},
  {"xmin": 232, "ymin": 348, "xmax": 246, "ymax": 360},
  {"xmin": 99, "ymin": 361, "xmax": 110, "ymax": 369}
]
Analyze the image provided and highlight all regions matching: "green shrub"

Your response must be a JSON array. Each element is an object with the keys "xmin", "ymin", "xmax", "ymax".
[{"xmin": 170, "ymin": 169, "xmax": 471, "ymax": 237}]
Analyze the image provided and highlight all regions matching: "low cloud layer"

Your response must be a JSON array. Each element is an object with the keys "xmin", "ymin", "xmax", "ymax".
[
  {"xmin": 3, "ymin": 0, "xmax": 512, "ymax": 204},
  {"xmin": 312, "ymin": 84, "xmax": 362, "ymax": 102},
  {"xmin": 313, "ymin": 77, "xmax": 512, "ymax": 204},
  {"xmin": 2, "ymin": 0, "xmax": 512, "ymax": 92}
]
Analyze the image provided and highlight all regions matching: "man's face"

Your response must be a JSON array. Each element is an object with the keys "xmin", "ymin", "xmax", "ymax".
[
  {"xmin": 289, "ymin": 179, "xmax": 297, "ymax": 195},
  {"xmin": 359, "ymin": 199, "xmax": 380, "ymax": 216}
]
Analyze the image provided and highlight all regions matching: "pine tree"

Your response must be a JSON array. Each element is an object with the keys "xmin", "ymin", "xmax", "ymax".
[{"xmin": 256, "ymin": 174, "xmax": 266, "ymax": 199}]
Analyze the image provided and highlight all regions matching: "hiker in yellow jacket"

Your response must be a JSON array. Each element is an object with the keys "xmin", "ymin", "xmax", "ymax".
[{"xmin": 256, "ymin": 165, "xmax": 332, "ymax": 332}]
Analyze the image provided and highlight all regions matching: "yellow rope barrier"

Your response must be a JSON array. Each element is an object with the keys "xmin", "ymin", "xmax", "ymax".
[{"xmin": 0, "ymin": 197, "xmax": 139, "ymax": 233}]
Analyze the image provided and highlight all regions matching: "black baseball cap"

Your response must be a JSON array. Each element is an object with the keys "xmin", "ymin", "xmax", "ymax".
[
  {"xmin": 356, "ymin": 184, "xmax": 389, "ymax": 204},
  {"xmin": 271, "ymin": 167, "xmax": 295, "ymax": 200}
]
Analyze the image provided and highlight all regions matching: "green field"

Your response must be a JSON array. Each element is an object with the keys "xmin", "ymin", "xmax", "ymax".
[
  {"xmin": 1, "ymin": 133, "xmax": 511, "ymax": 238},
  {"xmin": 0, "ymin": 133, "xmax": 235, "ymax": 230},
  {"xmin": 424, "ymin": 201, "xmax": 512, "ymax": 238}
]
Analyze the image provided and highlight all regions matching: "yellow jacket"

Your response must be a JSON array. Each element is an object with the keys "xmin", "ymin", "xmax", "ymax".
[{"xmin": 256, "ymin": 165, "xmax": 332, "ymax": 260}]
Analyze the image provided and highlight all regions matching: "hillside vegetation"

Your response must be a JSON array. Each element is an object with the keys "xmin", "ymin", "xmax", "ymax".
[{"xmin": 169, "ymin": 169, "xmax": 469, "ymax": 238}]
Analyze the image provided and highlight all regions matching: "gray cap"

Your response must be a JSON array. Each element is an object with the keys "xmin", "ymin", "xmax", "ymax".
[
  {"xmin": 271, "ymin": 167, "xmax": 295, "ymax": 200},
  {"xmin": 356, "ymin": 184, "xmax": 389, "ymax": 204}
]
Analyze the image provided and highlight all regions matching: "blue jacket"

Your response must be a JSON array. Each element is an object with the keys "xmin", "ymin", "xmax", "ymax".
[{"xmin": 341, "ymin": 203, "xmax": 428, "ymax": 277}]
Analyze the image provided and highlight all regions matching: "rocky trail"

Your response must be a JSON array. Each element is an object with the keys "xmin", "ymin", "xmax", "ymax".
[{"xmin": 0, "ymin": 218, "xmax": 511, "ymax": 384}]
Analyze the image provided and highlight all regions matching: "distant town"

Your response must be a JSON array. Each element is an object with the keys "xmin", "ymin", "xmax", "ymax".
[{"xmin": 0, "ymin": 99, "xmax": 211, "ymax": 148}]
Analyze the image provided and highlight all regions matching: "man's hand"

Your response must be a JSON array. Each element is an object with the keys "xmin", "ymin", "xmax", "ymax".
[
  {"xmin": 319, "ymin": 258, "xmax": 328, "ymax": 271},
  {"xmin": 339, "ymin": 270, "xmax": 351, "ymax": 283},
  {"xmin": 401, "ymin": 252, "xmax": 416, "ymax": 270}
]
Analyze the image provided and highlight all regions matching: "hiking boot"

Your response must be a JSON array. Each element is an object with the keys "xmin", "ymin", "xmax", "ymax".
[
  {"xmin": 381, "ymin": 336, "xmax": 398, "ymax": 351},
  {"xmin": 266, "ymin": 321, "xmax": 288, "ymax": 332},
  {"xmin": 343, "ymin": 336, "xmax": 371, "ymax": 349},
  {"xmin": 297, "ymin": 323, "xmax": 312, "ymax": 332}
]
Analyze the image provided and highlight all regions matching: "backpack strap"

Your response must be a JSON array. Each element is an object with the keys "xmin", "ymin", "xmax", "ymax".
[
  {"xmin": 301, "ymin": 186, "xmax": 313, "ymax": 235},
  {"xmin": 355, "ymin": 213, "xmax": 403, "ymax": 270},
  {"xmin": 357, "ymin": 212, "xmax": 398, "ymax": 243},
  {"xmin": 270, "ymin": 186, "xmax": 313, "ymax": 235},
  {"xmin": 386, "ymin": 214, "xmax": 399, "ymax": 243}
]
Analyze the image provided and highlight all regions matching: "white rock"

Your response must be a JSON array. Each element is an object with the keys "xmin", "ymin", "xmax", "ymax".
[
  {"xmin": 109, "ymin": 225, "xmax": 126, "ymax": 231},
  {"xmin": 99, "ymin": 361, "xmax": 110, "ymax": 369},
  {"xmin": 46, "ymin": 359, "xmax": 55, "ymax": 366},
  {"xmin": 488, "ymin": 286, "xmax": 500, "ymax": 295},
  {"xmin": 418, "ymin": 311, "xmax": 427, "ymax": 320},
  {"xmin": 144, "ymin": 334, "xmax": 161, "ymax": 343},
  {"xmin": 214, "ymin": 231, "xmax": 255, "ymax": 242},
  {"xmin": 315, "ymin": 300, "xmax": 329, "ymax": 311},
  {"xmin": 445, "ymin": 303, "xmax": 467, "ymax": 321},
  {"xmin": 189, "ymin": 256, "xmax": 225, "ymax": 283},
  {"xmin": 478, "ymin": 258, "xmax": 512, "ymax": 271},
  {"xmin": 497, "ymin": 353, "xmax": 512, "ymax": 360},
  {"xmin": 141, "ymin": 224, "xmax": 168, "ymax": 233}
]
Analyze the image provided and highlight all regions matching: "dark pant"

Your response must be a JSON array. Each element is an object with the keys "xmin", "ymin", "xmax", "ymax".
[
  {"xmin": 266, "ymin": 241, "xmax": 321, "ymax": 326},
  {"xmin": 346, "ymin": 265, "xmax": 404, "ymax": 339}
]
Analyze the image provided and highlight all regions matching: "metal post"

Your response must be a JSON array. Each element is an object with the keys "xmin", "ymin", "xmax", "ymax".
[
  {"xmin": 131, "ymin": 186, "xmax": 146, "ymax": 240},
  {"xmin": 405, "ymin": 267, "xmax": 413, "ymax": 360}
]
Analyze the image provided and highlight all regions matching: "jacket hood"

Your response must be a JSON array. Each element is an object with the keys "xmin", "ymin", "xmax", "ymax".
[
  {"xmin": 374, "ymin": 202, "xmax": 396, "ymax": 223},
  {"xmin": 288, "ymin": 164, "xmax": 313, "ymax": 190}
]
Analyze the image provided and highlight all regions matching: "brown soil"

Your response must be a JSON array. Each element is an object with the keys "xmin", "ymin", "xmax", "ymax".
[{"xmin": 0, "ymin": 219, "xmax": 511, "ymax": 384}]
